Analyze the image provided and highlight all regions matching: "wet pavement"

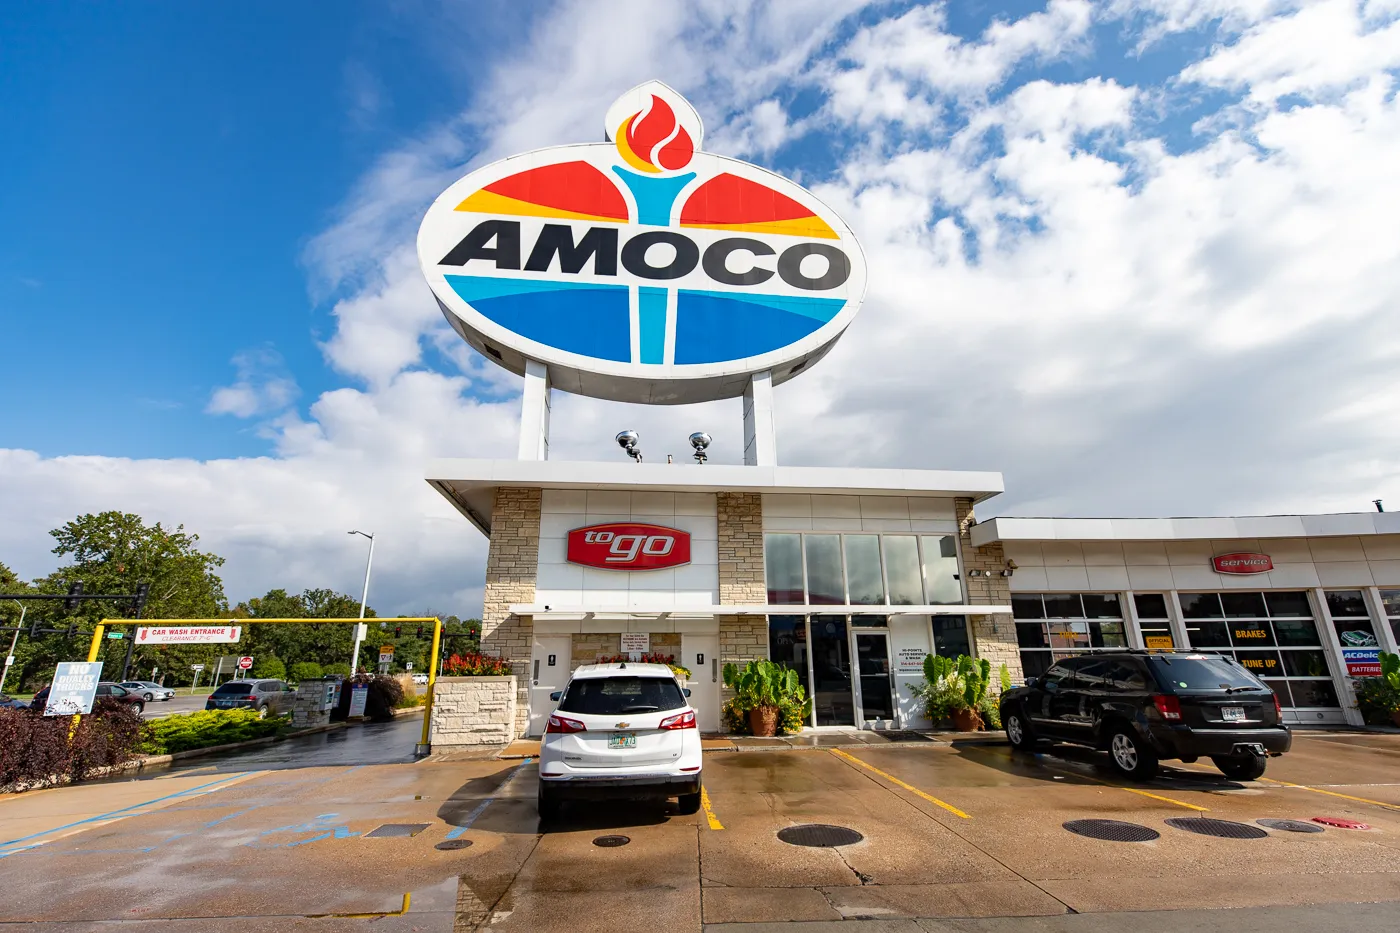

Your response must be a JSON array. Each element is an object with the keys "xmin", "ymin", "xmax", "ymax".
[{"xmin": 1, "ymin": 730, "xmax": 1397, "ymax": 931}]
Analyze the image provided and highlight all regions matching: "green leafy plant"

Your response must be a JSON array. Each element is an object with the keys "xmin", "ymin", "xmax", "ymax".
[
  {"xmin": 288, "ymin": 661, "xmax": 323, "ymax": 682},
  {"xmin": 1355, "ymin": 652, "xmax": 1400, "ymax": 724},
  {"xmin": 252, "ymin": 655, "xmax": 286, "ymax": 680},
  {"xmin": 957, "ymin": 655, "xmax": 992, "ymax": 710},
  {"xmin": 999, "ymin": 663, "xmax": 1012, "ymax": 693},
  {"xmin": 907, "ymin": 653, "xmax": 967, "ymax": 723},
  {"xmin": 977, "ymin": 694, "xmax": 1002, "ymax": 730},
  {"xmin": 721, "ymin": 660, "xmax": 808, "ymax": 734},
  {"xmin": 139, "ymin": 709, "xmax": 287, "ymax": 755}
]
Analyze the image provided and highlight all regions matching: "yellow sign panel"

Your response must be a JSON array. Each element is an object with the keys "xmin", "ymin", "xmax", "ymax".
[
  {"xmin": 380, "ymin": 645, "xmax": 394, "ymax": 654},
  {"xmin": 1145, "ymin": 635, "xmax": 1174, "ymax": 650}
]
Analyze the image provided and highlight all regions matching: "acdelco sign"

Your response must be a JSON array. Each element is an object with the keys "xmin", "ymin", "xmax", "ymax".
[
  {"xmin": 417, "ymin": 80, "xmax": 867, "ymax": 404},
  {"xmin": 567, "ymin": 523, "xmax": 691, "ymax": 571},
  {"xmin": 1212, "ymin": 553, "xmax": 1273, "ymax": 574}
]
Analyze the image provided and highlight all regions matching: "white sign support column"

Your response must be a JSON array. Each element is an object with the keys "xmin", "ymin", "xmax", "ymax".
[
  {"xmin": 743, "ymin": 370, "xmax": 777, "ymax": 466},
  {"xmin": 518, "ymin": 359, "xmax": 552, "ymax": 461}
]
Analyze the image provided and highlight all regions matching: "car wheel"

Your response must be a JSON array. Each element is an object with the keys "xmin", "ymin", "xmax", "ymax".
[
  {"xmin": 537, "ymin": 782, "xmax": 562, "ymax": 822},
  {"xmin": 144, "ymin": 692, "xmax": 154, "ymax": 702},
  {"xmin": 133, "ymin": 702, "xmax": 145, "ymax": 715},
  {"xmin": 677, "ymin": 789, "xmax": 702, "ymax": 815},
  {"xmin": 1107, "ymin": 726, "xmax": 1158, "ymax": 780},
  {"xmin": 1005, "ymin": 710, "xmax": 1035, "ymax": 752},
  {"xmin": 1211, "ymin": 752, "xmax": 1266, "ymax": 781},
  {"xmin": 256, "ymin": 705, "xmax": 269, "ymax": 720}
]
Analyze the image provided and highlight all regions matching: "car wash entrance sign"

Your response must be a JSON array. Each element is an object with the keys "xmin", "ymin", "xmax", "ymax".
[{"xmin": 418, "ymin": 81, "xmax": 866, "ymax": 404}]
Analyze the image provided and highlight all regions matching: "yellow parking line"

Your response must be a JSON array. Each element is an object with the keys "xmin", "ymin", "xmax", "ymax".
[
  {"xmin": 1259, "ymin": 777, "xmax": 1400, "ymax": 812},
  {"xmin": 831, "ymin": 749, "xmax": 971, "ymax": 819},
  {"xmin": 1038, "ymin": 762, "xmax": 1209, "ymax": 812},
  {"xmin": 700, "ymin": 787, "xmax": 724, "ymax": 830}
]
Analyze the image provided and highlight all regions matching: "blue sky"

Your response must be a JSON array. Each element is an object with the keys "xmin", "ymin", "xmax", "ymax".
[{"xmin": 4, "ymin": 1, "xmax": 1400, "ymax": 614}]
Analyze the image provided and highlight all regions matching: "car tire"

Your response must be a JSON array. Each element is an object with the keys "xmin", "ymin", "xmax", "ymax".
[
  {"xmin": 1106, "ymin": 725, "xmax": 1158, "ymax": 780},
  {"xmin": 256, "ymin": 704, "xmax": 269, "ymax": 720},
  {"xmin": 677, "ymin": 789, "xmax": 702, "ymax": 815},
  {"xmin": 1211, "ymin": 752, "xmax": 1267, "ymax": 781},
  {"xmin": 133, "ymin": 702, "xmax": 145, "ymax": 715},
  {"xmin": 537, "ymin": 782, "xmax": 562, "ymax": 822},
  {"xmin": 143, "ymin": 692, "xmax": 154, "ymax": 702},
  {"xmin": 1005, "ymin": 709, "xmax": 1035, "ymax": 752}
]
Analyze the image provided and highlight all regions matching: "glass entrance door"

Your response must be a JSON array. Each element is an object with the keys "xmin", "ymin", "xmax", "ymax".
[
  {"xmin": 855, "ymin": 632, "xmax": 894, "ymax": 724},
  {"xmin": 810, "ymin": 615, "xmax": 855, "ymax": 725}
]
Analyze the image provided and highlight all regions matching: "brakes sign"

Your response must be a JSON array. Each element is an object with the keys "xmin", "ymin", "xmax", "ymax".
[{"xmin": 567, "ymin": 523, "xmax": 690, "ymax": 571}]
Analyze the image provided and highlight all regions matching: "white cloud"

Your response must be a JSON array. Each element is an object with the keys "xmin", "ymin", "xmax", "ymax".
[
  {"xmin": 6, "ymin": 0, "xmax": 1400, "ymax": 618},
  {"xmin": 206, "ymin": 348, "xmax": 300, "ymax": 419}
]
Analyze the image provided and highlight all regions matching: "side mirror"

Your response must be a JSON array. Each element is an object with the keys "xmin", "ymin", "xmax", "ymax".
[
  {"xmin": 1024, "ymin": 677, "xmax": 1038, "ymax": 688},
  {"xmin": 549, "ymin": 691, "xmax": 562, "ymax": 702},
  {"xmin": 683, "ymin": 688, "xmax": 692, "ymax": 697}
]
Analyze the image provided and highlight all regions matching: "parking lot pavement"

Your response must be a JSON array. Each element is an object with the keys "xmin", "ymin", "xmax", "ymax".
[{"xmin": 0, "ymin": 731, "xmax": 1397, "ymax": 930}]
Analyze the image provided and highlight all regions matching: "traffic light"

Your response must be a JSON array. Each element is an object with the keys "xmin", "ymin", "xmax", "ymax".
[
  {"xmin": 63, "ymin": 582, "xmax": 85, "ymax": 611},
  {"xmin": 132, "ymin": 582, "xmax": 150, "ymax": 617},
  {"xmin": 416, "ymin": 625, "xmax": 424, "ymax": 638},
  {"xmin": 394, "ymin": 626, "xmax": 401, "ymax": 637}
]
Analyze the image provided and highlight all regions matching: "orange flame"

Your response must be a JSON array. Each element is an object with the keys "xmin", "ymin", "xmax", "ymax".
[{"xmin": 618, "ymin": 94, "xmax": 694, "ymax": 173}]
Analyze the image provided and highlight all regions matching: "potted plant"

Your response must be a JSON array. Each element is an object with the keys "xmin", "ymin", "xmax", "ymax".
[
  {"xmin": 951, "ymin": 656, "xmax": 992, "ymax": 731},
  {"xmin": 1355, "ymin": 652, "xmax": 1400, "ymax": 727},
  {"xmin": 722, "ymin": 660, "xmax": 800, "ymax": 736}
]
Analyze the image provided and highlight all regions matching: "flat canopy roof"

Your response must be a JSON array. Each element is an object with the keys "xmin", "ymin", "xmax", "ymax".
[
  {"xmin": 970, "ymin": 512, "xmax": 1400, "ymax": 547},
  {"xmin": 427, "ymin": 458, "xmax": 1004, "ymax": 535}
]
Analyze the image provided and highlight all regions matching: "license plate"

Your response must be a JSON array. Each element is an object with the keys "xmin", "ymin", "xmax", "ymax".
[
  {"xmin": 608, "ymin": 732, "xmax": 636, "ymax": 749},
  {"xmin": 1222, "ymin": 706, "xmax": 1245, "ymax": 722}
]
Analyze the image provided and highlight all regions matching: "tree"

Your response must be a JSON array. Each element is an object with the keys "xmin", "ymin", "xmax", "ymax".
[
  {"xmin": 252, "ymin": 655, "xmax": 286, "ymax": 679},
  {"xmin": 234, "ymin": 588, "xmax": 376, "ymax": 673},
  {"xmin": 289, "ymin": 661, "xmax": 323, "ymax": 682},
  {"xmin": 13, "ymin": 513, "xmax": 227, "ymax": 691}
]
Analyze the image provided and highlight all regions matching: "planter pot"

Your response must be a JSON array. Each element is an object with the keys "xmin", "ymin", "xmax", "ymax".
[
  {"xmin": 950, "ymin": 708, "xmax": 983, "ymax": 732},
  {"xmin": 1391, "ymin": 709, "xmax": 1400, "ymax": 729},
  {"xmin": 748, "ymin": 706, "xmax": 779, "ymax": 737}
]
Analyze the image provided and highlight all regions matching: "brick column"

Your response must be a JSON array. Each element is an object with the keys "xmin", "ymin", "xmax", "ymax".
[
  {"xmin": 717, "ymin": 492, "xmax": 767, "ymax": 713},
  {"xmin": 956, "ymin": 498, "xmax": 1023, "ymax": 693},
  {"xmin": 480, "ymin": 486, "xmax": 542, "ymax": 736}
]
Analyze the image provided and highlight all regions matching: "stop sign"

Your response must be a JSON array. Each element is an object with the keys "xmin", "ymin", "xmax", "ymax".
[{"xmin": 236, "ymin": 656, "xmax": 253, "ymax": 670}]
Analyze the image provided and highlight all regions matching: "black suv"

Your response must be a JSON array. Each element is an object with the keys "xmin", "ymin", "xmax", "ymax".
[{"xmin": 999, "ymin": 651, "xmax": 1291, "ymax": 780}]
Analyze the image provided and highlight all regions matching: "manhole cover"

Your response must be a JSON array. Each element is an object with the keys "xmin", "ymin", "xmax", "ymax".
[
  {"xmin": 1313, "ymin": 817, "xmax": 1371, "ymax": 830},
  {"xmin": 435, "ymin": 839, "xmax": 474, "ymax": 850},
  {"xmin": 1165, "ymin": 817, "xmax": 1267, "ymax": 839},
  {"xmin": 1257, "ymin": 819, "xmax": 1324, "ymax": 833},
  {"xmin": 1062, "ymin": 819, "xmax": 1160, "ymax": 842},
  {"xmin": 593, "ymin": 835, "xmax": 631, "ymax": 847},
  {"xmin": 365, "ymin": 823, "xmax": 430, "ymax": 838},
  {"xmin": 777, "ymin": 824, "xmax": 865, "ymax": 847}
]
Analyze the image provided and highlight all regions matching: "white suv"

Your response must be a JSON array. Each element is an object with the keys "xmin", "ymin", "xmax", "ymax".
[{"xmin": 538, "ymin": 662, "xmax": 703, "ymax": 820}]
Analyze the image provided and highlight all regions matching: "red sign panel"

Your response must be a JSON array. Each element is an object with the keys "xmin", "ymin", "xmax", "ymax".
[
  {"xmin": 566, "ymin": 523, "xmax": 691, "ymax": 571},
  {"xmin": 1212, "ymin": 553, "xmax": 1273, "ymax": 574},
  {"xmin": 236, "ymin": 656, "xmax": 253, "ymax": 670}
]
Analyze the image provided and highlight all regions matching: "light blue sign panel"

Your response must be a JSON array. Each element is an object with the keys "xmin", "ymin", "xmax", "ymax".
[{"xmin": 43, "ymin": 661, "xmax": 103, "ymax": 716}]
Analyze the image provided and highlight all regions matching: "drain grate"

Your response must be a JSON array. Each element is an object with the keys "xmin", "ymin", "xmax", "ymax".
[
  {"xmin": 777, "ymin": 824, "xmax": 865, "ymax": 847},
  {"xmin": 1313, "ymin": 817, "xmax": 1371, "ymax": 830},
  {"xmin": 593, "ymin": 835, "xmax": 631, "ymax": 847},
  {"xmin": 1257, "ymin": 819, "xmax": 1324, "ymax": 833},
  {"xmin": 435, "ymin": 839, "xmax": 475, "ymax": 850},
  {"xmin": 1165, "ymin": 817, "xmax": 1267, "ymax": 839},
  {"xmin": 1062, "ymin": 819, "xmax": 1160, "ymax": 842},
  {"xmin": 365, "ymin": 823, "xmax": 431, "ymax": 838}
]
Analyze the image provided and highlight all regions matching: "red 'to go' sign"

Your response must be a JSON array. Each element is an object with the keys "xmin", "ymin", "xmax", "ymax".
[
  {"xmin": 567, "ymin": 522, "xmax": 691, "ymax": 571},
  {"xmin": 1212, "ymin": 553, "xmax": 1273, "ymax": 574}
]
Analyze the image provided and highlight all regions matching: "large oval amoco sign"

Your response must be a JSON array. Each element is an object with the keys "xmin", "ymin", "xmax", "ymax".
[{"xmin": 418, "ymin": 81, "xmax": 866, "ymax": 404}]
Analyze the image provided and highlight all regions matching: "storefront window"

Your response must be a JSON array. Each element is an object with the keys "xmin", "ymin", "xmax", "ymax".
[
  {"xmin": 804, "ymin": 536, "xmax": 845, "ymax": 605},
  {"xmin": 1325, "ymin": 590, "xmax": 1380, "ymax": 647},
  {"xmin": 932, "ymin": 615, "xmax": 970, "ymax": 657},
  {"xmin": 1383, "ymin": 589, "xmax": 1400, "ymax": 646},
  {"xmin": 844, "ymin": 535, "xmax": 885, "ymax": 605},
  {"xmin": 920, "ymin": 535, "xmax": 962, "ymax": 604},
  {"xmin": 1134, "ymin": 593, "xmax": 1174, "ymax": 648},
  {"xmin": 1177, "ymin": 591, "xmax": 1337, "ymax": 712},
  {"xmin": 767, "ymin": 615, "xmax": 810, "ymax": 702},
  {"xmin": 765, "ymin": 534, "xmax": 804, "ymax": 604},
  {"xmin": 1134, "ymin": 594, "xmax": 1169, "ymax": 619},
  {"xmin": 1012, "ymin": 593, "xmax": 1127, "ymax": 677},
  {"xmin": 883, "ymin": 537, "xmax": 923, "ymax": 605}
]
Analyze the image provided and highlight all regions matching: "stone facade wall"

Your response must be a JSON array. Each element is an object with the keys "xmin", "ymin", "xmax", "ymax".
[
  {"xmin": 290, "ymin": 680, "xmax": 337, "ymax": 729},
  {"xmin": 429, "ymin": 677, "xmax": 517, "ymax": 747},
  {"xmin": 568, "ymin": 632, "xmax": 681, "ymax": 670},
  {"xmin": 479, "ymin": 487, "xmax": 542, "ymax": 735},
  {"xmin": 956, "ymin": 498, "xmax": 1024, "ymax": 693},
  {"xmin": 717, "ymin": 492, "xmax": 767, "ymax": 710}
]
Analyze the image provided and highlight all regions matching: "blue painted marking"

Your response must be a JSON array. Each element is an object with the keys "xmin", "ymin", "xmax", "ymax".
[
  {"xmin": 0, "ymin": 772, "xmax": 252, "ymax": 849},
  {"xmin": 204, "ymin": 806, "xmax": 257, "ymax": 828},
  {"xmin": 611, "ymin": 167, "xmax": 695, "ymax": 226},
  {"xmin": 445, "ymin": 757, "xmax": 533, "ymax": 839},
  {"xmin": 638, "ymin": 287, "xmax": 667, "ymax": 363},
  {"xmin": 446, "ymin": 276, "xmax": 631, "ymax": 363}
]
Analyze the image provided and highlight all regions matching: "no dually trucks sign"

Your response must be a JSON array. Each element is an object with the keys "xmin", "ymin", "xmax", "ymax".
[
  {"xmin": 43, "ymin": 662, "xmax": 102, "ymax": 716},
  {"xmin": 136, "ymin": 626, "xmax": 242, "ymax": 645}
]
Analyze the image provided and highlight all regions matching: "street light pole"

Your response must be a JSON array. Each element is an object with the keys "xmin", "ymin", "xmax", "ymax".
[
  {"xmin": 348, "ymin": 531, "xmax": 375, "ymax": 675},
  {"xmin": 1, "ymin": 601, "xmax": 25, "ymax": 694}
]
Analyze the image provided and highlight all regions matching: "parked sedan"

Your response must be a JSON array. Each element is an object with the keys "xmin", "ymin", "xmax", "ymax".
[
  {"xmin": 120, "ymin": 680, "xmax": 175, "ymax": 702},
  {"xmin": 205, "ymin": 679, "xmax": 294, "ymax": 718},
  {"xmin": 0, "ymin": 694, "xmax": 28, "ymax": 710},
  {"xmin": 1000, "ymin": 651, "xmax": 1290, "ymax": 781},
  {"xmin": 30, "ymin": 682, "xmax": 147, "ymax": 715}
]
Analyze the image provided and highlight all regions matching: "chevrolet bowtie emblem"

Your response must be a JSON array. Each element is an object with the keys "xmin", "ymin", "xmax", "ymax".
[{"xmin": 615, "ymin": 722, "xmax": 630, "ymax": 729}]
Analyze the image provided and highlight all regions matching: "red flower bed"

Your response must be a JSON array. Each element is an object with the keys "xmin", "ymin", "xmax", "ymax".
[
  {"xmin": 441, "ymin": 652, "xmax": 512, "ymax": 676},
  {"xmin": 595, "ymin": 653, "xmax": 676, "ymax": 665}
]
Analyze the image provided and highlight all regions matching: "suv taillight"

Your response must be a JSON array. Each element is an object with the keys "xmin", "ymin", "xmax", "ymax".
[
  {"xmin": 244, "ymin": 695, "xmax": 257, "ymax": 702},
  {"xmin": 1152, "ymin": 694, "xmax": 1182, "ymax": 721},
  {"xmin": 545, "ymin": 714, "xmax": 586, "ymax": 734},
  {"xmin": 659, "ymin": 710, "xmax": 696, "ymax": 730},
  {"xmin": 1272, "ymin": 692, "xmax": 1282, "ymax": 719}
]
